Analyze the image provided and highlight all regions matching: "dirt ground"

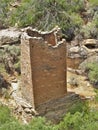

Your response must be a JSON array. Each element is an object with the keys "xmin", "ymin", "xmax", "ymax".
[{"xmin": 67, "ymin": 71, "xmax": 96, "ymax": 99}]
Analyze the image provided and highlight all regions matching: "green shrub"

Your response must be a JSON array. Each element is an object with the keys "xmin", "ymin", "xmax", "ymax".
[
  {"xmin": 58, "ymin": 112, "xmax": 84, "ymax": 130},
  {"xmin": 14, "ymin": 61, "xmax": 20, "ymax": 74},
  {"xmin": 89, "ymin": 0, "xmax": 98, "ymax": 6},
  {"xmin": 0, "ymin": 105, "xmax": 13, "ymax": 125},
  {"xmin": 0, "ymin": 0, "xmax": 13, "ymax": 27},
  {"xmin": 80, "ymin": 21, "xmax": 97, "ymax": 39},
  {"xmin": 0, "ymin": 105, "xmax": 56, "ymax": 130},
  {"xmin": 0, "ymin": 121, "xmax": 26, "ymax": 130},
  {"xmin": 94, "ymin": 89, "xmax": 98, "ymax": 102},
  {"xmin": 7, "ymin": 0, "xmax": 84, "ymax": 40},
  {"xmin": 0, "ymin": 104, "xmax": 98, "ymax": 130},
  {"xmin": 86, "ymin": 63, "xmax": 98, "ymax": 84},
  {"xmin": 4, "ymin": 45, "xmax": 20, "ymax": 57},
  {"xmin": 0, "ymin": 45, "xmax": 20, "ymax": 75},
  {"xmin": 68, "ymin": 100, "xmax": 89, "ymax": 114},
  {"xmin": 27, "ymin": 117, "xmax": 57, "ymax": 130},
  {"xmin": 0, "ymin": 0, "xmax": 98, "ymax": 40},
  {"xmin": 58, "ymin": 110, "xmax": 98, "ymax": 130}
]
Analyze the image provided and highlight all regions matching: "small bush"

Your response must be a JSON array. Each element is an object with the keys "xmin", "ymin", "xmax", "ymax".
[
  {"xmin": 0, "ymin": 0, "xmax": 13, "ymax": 27},
  {"xmin": 68, "ymin": 101, "xmax": 89, "ymax": 114},
  {"xmin": 0, "ymin": 105, "xmax": 13, "ymax": 125},
  {"xmin": 89, "ymin": 0, "xmax": 98, "ymax": 6},
  {"xmin": 86, "ymin": 62, "xmax": 98, "ymax": 84},
  {"xmin": 7, "ymin": 0, "xmax": 84, "ymax": 41},
  {"xmin": 80, "ymin": 21, "xmax": 97, "ymax": 39},
  {"xmin": 58, "ymin": 110, "xmax": 98, "ymax": 130},
  {"xmin": 0, "ymin": 103, "xmax": 98, "ymax": 130},
  {"xmin": 27, "ymin": 117, "xmax": 57, "ymax": 130},
  {"xmin": 0, "ymin": 45, "xmax": 20, "ymax": 75},
  {"xmin": 0, "ymin": 105, "xmax": 56, "ymax": 130}
]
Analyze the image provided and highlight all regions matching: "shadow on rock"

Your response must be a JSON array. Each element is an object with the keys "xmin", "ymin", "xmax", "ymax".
[{"xmin": 0, "ymin": 74, "xmax": 10, "ymax": 88}]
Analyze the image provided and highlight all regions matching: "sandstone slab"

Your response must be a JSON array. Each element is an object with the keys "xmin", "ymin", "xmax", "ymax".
[{"xmin": 0, "ymin": 28, "xmax": 22, "ymax": 46}]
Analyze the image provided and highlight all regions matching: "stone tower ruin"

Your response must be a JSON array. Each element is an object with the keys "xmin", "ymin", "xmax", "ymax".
[{"xmin": 21, "ymin": 27, "xmax": 67, "ymax": 109}]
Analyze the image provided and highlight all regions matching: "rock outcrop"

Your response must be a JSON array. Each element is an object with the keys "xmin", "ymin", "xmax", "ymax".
[
  {"xmin": 67, "ymin": 38, "xmax": 98, "ymax": 69},
  {"xmin": 79, "ymin": 55, "xmax": 98, "ymax": 71},
  {"xmin": 0, "ymin": 28, "xmax": 22, "ymax": 46},
  {"xmin": 36, "ymin": 92, "xmax": 81, "ymax": 123}
]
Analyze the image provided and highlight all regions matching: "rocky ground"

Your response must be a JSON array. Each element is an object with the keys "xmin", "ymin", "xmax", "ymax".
[{"xmin": 67, "ymin": 70, "xmax": 95, "ymax": 99}]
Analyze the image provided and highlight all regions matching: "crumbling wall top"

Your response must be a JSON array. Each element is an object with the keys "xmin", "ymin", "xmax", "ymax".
[{"xmin": 21, "ymin": 26, "xmax": 64, "ymax": 46}]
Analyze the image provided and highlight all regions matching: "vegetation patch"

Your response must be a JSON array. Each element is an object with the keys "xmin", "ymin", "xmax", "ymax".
[
  {"xmin": 86, "ymin": 62, "xmax": 98, "ymax": 86},
  {"xmin": 1, "ymin": 0, "xmax": 98, "ymax": 40},
  {"xmin": 0, "ymin": 45, "xmax": 20, "ymax": 75},
  {"xmin": 0, "ymin": 100, "xmax": 98, "ymax": 130}
]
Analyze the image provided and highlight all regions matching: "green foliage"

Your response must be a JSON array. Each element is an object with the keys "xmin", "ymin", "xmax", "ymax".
[
  {"xmin": 68, "ymin": 100, "xmax": 89, "ymax": 114},
  {"xmin": 80, "ymin": 21, "xmax": 97, "ymax": 38},
  {"xmin": 1, "ymin": 0, "xmax": 98, "ymax": 40},
  {"xmin": 58, "ymin": 112, "xmax": 84, "ymax": 130},
  {"xmin": 27, "ymin": 117, "xmax": 57, "ymax": 130},
  {"xmin": 0, "ymin": 105, "xmax": 56, "ymax": 130},
  {"xmin": 0, "ymin": 0, "xmax": 13, "ymax": 27},
  {"xmin": 7, "ymin": 45, "xmax": 21, "ymax": 74},
  {"xmin": 0, "ymin": 64, "xmax": 6, "ymax": 74},
  {"xmin": 10, "ymin": 0, "xmax": 84, "ymax": 31},
  {"xmin": 86, "ymin": 62, "xmax": 98, "ymax": 83},
  {"xmin": 8, "ymin": 0, "xmax": 35, "ymax": 27},
  {"xmin": 0, "ymin": 103, "xmax": 98, "ymax": 130},
  {"xmin": 0, "ymin": 45, "xmax": 20, "ymax": 75},
  {"xmin": 93, "ymin": 12, "xmax": 98, "ymax": 29},
  {"xmin": 0, "ymin": 121, "xmax": 24, "ymax": 130},
  {"xmin": 89, "ymin": 0, "xmax": 98, "ymax": 6},
  {"xmin": 0, "ymin": 0, "xmax": 98, "ymax": 40},
  {"xmin": 4, "ymin": 45, "xmax": 20, "ymax": 57},
  {"xmin": 58, "ymin": 111, "xmax": 98, "ymax": 130},
  {"xmin": 14, "ymin": 61, "xmax": 20, "ymax": 74},
  {"xmin": 94, "ymin": 89, "xmax": 98, "ymax": 102},
  {"xmin": 0, "ymin": 105, "xmax": 13, "ymax": 125},
  {"xmin": 0, "ymin": 0, "xmax": 84, "ymax": 40}
]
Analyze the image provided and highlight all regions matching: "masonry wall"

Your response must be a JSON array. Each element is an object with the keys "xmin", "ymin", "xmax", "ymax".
[
  {"xmin": 21, "ymin": 36, "xmax": 35, "ymax": 108},
  {"xmin": 21, "ymin": 27, "xmax": 67, "ymax": 108}
]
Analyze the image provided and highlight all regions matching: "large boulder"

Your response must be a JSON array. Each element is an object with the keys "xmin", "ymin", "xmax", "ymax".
[
  {"xmin": 69, "ymin": 46, "xmax": 80, "ymax": 53},
  {"xmin": 79, "ymin": 55, "xmax": 98, "ymax": 71},
  {"xmin": 0, "ymin": 28, "xmax": 22, "ymax": 46},
  {"xmin": 82, "ymin": 39, "xmax": 97, "ymax": 45},
  {"xmin": 82, "ymin": 39, "xmax": 98, "ymax": 49},
  {"xmin": 67, "ymin": 38, "xmax": 98, "ymax": 69}
]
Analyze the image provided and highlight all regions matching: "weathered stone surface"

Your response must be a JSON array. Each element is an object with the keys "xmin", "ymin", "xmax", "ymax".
[
  {"xmin": 69, "ymin": 46, "xmax": 80, "ymax": 53},
  {"xmin": 67, "ymin": 68, "xmax": 83, "ymax": 75},
  {"xmin": 13, "ymin": 96, "xmax": 33, "ymax": 109},
  {"xmin": 0, "ymin": 28, "xmax": 22, "ymax": 46},
  {"xmin": 21, "ymin": 27, "xmax": 67, "ymax": 108},
  {"xmin": 67, "ymin": 57, "xmax": 84, "ymax": 69},
  {"xmin": 67, "ymin": 38, "xmax": 98, "ymax": 69},
  {"xmin": 24, "ymin": 108, "xmax": 32, "ymax": 113},
  {"xmin": 36, "ymin": 92, "xmax": 82, "ymax": 123},
  {"xmin": 67, "ymin": 43, "xmax": 87, "ymax": 69},
  {"xmin": 79, "ymin": 55, "xmax": 98, "ymax": 71},
  {"xmin": 82, "ymin": 39, "xmax": 97, "ymax": 46}
]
